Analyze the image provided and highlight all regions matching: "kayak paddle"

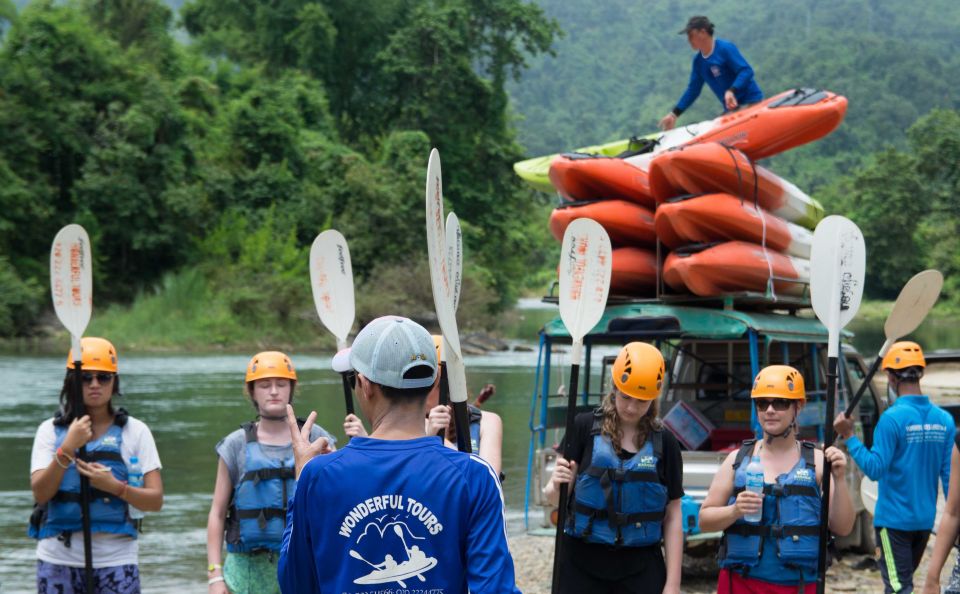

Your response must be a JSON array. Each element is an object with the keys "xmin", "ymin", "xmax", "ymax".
[
  {"xmin": 437, "ymin": 213, "xmax": 463, "ymax": 426},
  {"xmin": 310, "ymin": 229, "xmax": 357, "ymax": 416},
  {"xmin": 842, "ymin": 269, "xmax": 943, "ymax": 420},
  {"xmin": 809, "ymin": 215, "xmax": 865, "ymax": 594},
  {"xmin": 425, "ymin": 148, "xmax": 471, "ymax": 453},
  {"xmin": 550, "ymin": 218, "xmax": 612, "ymax": 594},
  {"xmin": 50, "ymin": 224, "xmax": 95, "ymax": 593}
]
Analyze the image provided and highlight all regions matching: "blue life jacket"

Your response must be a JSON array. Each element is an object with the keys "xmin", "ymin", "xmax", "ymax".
[
  {"xmin": 719, "ymin": 439, "xmax": 821, "ymax": 584},
  {"xmin": 468, "ymin": 405, "xmax": 482, "ymax": 454},
  {"xmin": 226, "ymin": 422, "xmax": 297, "ymax": 553},
  {"xmin": 29, "ymin": 416, "xmax": 137, "ymax": 541},
  {"xmin": 565, "ymin": 412, "xmax": 667, "ymax": 547}
]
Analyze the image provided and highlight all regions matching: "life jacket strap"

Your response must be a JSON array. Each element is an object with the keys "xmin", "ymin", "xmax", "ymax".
[
  {"xmin": 239, "ymin": 467, "xmax": 295, "ymax": 485},
  {"xmin": 573, "ymin": 502, "xmax": 665, "ymax": 526},
  {"xmin": 724, "ymin": 523, "xmax": 820, "ymax": 538},
  {"xmin": 235, "ymin": 507, "xmax": 286, "ymax": 530}
]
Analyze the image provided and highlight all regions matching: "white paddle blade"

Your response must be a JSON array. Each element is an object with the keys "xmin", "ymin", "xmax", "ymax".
[
  {"xmin": 860, "ymin": 477, "xmax": 878, "ymax": 516},
  {"xmin": 558, "ymin": 218, "xmax": 612, "ymax": 348},
  {"xmin": 425, "ymin": 148, "xmax": 463, "ymax": 360},
  {"xmin": 445, "ymin": 348, "xmax": 469, "ymax": 404},
  {"xmin": 310, "ymin": 230, "xmax": 355, "ymax": 347},
  {"xmin": 446, "ymin": 212, "xmax": 463, "ymax": 313},
  {"xmin": 50, "ymin": 224, "xmax": 93, "ymax": 340},
  {"xmin": 884, "ymin": 269, "xmax": 943, "ymax": 342},
  {"xmin": 810, "ymin": 215, "xmax": 866, "ymax": 331}
]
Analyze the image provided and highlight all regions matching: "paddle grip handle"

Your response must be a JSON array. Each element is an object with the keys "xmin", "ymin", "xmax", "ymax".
[
  {"xmin": 843, "ymin": 355, "xmax": 882, "ymax": 420},
  {"xmin": 817, "ymin": 356, "xmax": 839, "ymax": 594},
  {"xmin": 438, "ymin": 362, "xmax": 449, "ymax": 438},
  {"xmin": 73, "ymin": 357, "xmax": 95, "ymax": 591},
  {"xmin": 451, "ymin": 401, "xmax": 472, "ymax": 454},
  {"xmin": 340, "ymin": 374, "xmax": 354, "ymax": 417},
  {"xmin": 551, "ymin": 362, "xmax": 581, "ymax": 594}
]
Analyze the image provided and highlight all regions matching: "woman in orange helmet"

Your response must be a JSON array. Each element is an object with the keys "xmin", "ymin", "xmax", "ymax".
[
  {"xmin": 703, "ymin": 364, "xmax": 855, "ymax": 594},
  {"xmin": 206, "ymin": 352, "xmax": 336, "ymax": 594},
  {"xmin": 543, "ymin": 342, "xmax": 684, "ymax": 594},
  {"xmin": 29, "ymin": 337, "xmax": 164, "ymax": 593}
]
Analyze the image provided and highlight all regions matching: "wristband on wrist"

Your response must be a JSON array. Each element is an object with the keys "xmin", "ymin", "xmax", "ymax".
[
  {"xmin": 55, "ymin": 447, "xmax": 75, "ymax": 468},
  {"xmin": 208, "ymin": 563, "xmax": 222, "ymax": 573},
  {"xmin": 208, "ymin": 576, "xmax": 225, "ymax": 585}
]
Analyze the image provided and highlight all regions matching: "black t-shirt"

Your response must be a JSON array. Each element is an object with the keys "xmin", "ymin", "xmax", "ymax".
[{"xmin": 556, "ymin": 410, "xmax": 685, "ymax": 579}]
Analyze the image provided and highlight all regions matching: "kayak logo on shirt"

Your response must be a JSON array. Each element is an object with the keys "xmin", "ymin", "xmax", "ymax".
[
  {"xmin": 339, "ymin": 495, "xmax": 442, "ymax": 589},
  {"xmin": 637, "ymin": 456, "xmax": 657, "ymax": 470},
  {"xmin": 710, "ymin": 65, "xmax": 722, "ymax": 78},
  {"xmin": 794, "ymin": 468, "xmax": 814, "ymax": 483}
]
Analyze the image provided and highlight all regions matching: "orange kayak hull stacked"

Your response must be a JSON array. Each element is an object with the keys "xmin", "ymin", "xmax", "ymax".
[
  {"xmin": 611, "ymin": 247, "xmax": 657, "ymax": 296},
  {"xmin": 663, "ymin": 241, "xmax": 810, "ymax": 297},
  {"xmin": 654, "ymin": 194, "xmax": 812, "ymax": 258},
  {"xmin": 647, "ymin": 142, "xmax": 824, "ymax": 228},
  {"xmin": 682, "ymin": 88, "xmax": 848, "ymax": 160},
  {"xmin": 549, "ymin": 200, "xmax": 656, "ymax": 247},
  {"xmin": 548, "ymin": 154, "xmax": 655, "ymax": 207}
]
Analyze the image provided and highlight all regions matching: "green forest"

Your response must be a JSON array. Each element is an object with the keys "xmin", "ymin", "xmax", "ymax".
[{"xmin": 1, "ymin": 0, "xmax": 959, "ymax": 348}]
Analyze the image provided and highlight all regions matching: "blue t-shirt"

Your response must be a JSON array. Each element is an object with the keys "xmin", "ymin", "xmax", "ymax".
[
  {"xmin": 278, "ymin": 436, "xmax": 520, "ymax": 594},
  {"xmin": 675, "ymin": 38, "xmax": 763, "ymax": 114},
  {"xmin": 846, "ymin": 395, "xmax": 954, "ymax": 531}
]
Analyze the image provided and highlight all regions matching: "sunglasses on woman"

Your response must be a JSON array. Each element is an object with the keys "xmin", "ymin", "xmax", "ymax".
[
  {"xmin": 81, "ymin": 372, "xmax": 115, "ymax": 384},
  {"xmin": 754, "ymin": 398, "xmax": 793, "ymax": 412}
]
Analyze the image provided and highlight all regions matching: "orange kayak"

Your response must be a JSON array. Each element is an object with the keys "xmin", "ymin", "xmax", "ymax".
[
  {"xmin": 550, "ymin": 200, "xmax": 656, "ymax": 247},
  {"xmin": 647, "ymin": 142, "xmax": 824, "ymax": 228},
  {"xmin": 663, "ymin": 241, "xmax": 810, "ymax": 297},
  {"xmin": 654, "ymin": 194, "xmax": 813, "ymax": 258},
  {"xmin": 611, "ymin": 247, "xmax": 657, "ymax": 296},
  {"xmin": 548, "ymin": 154, "xmax": 655, "ymax": 207}
]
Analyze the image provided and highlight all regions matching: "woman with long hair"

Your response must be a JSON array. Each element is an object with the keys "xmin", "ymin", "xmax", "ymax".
[
  {"xmin": 206, "ymin": 351, "xmax": 335, "ymax": 594},
  {"xmin": 29, "ymin": 337, "xmax": 163, "ymax": 593},
  {"xmin": 544, "ymin": 342, "xmax": 684, "ymax": 594}
]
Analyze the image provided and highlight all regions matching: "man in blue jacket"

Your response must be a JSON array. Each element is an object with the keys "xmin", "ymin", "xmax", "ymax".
[
  {"xmin": 659, "ymin": 16, "xmax": 763, "ymax": 131},
  {"xmin": 834, "ymin": 341, "xmax": 954, "ymax": 594},
  {"xmin": 278, "ymin": 315, "xmax": 520, "ymax": 594}
]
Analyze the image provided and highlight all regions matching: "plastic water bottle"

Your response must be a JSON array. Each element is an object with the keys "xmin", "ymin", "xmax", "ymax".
[
  {"xmin": 743, "ymin": 455, "xmax": 764, "ymax": 523},
  {"xmin": 127, "ymin": 457, "xmax": 145, "ymax": 520}
]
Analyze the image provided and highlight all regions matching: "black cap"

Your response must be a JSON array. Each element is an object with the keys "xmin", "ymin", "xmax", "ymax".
[{"xmin": 679, "ymin": 16, "xmax": 713, "ymax": 34}]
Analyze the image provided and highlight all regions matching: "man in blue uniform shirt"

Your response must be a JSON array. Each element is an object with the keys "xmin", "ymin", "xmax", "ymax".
[
  {"xmin": 659, "ymin": 16, "xmax": 763, "ymax": 130},
  {"xmin": 278, "ymin": 315, "xmax": 520, "ymax": 594},
  {"xmin": 834, "ymin": 341, "xmax": 954, "ymax": 594}
]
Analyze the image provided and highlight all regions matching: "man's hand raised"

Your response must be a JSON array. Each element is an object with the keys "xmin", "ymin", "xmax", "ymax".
[{"xmin": 286, "ymin": 404, "xmax": 334, "ymax": 479}]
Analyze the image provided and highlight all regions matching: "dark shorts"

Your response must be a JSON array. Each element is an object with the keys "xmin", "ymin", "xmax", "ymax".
[
  {"xmin": 876, "ymin": 527, "xmax": 931, "ymax": 593},
  {"xmin": 37, "ymin": 560, "xmax": 141, "ymax": 594}
]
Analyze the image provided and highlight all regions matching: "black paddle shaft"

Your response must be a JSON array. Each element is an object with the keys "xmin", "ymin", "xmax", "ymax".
[
  {"xmin": 451, "ymin": 400, "xmax": 472, "ymax": 453},
  {"xmin": 817, "ymin": 356, "xmax": 838, "ymax": 594},
  {"xmin": 551, "ymin": 362, "xmax": 581, "ymax": 594},
  {"xmin": 842, "ymin": 355, "xmax": 882, "ymax": 422},
  {"xmin": 438, "ymin": 362, "xmax": 449, "ymax": 438},
  {"xmin": 73, "ymin": 358, "xmax": 95, "ymax": 593},
  {"xmin": 340, "ymin": 373, "xmax": 355, "ymax": 416}
]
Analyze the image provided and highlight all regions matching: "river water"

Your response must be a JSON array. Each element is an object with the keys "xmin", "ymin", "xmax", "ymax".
[{"xmin": 0, "ymin": 304, "xmax": 956, "ymax": 592}]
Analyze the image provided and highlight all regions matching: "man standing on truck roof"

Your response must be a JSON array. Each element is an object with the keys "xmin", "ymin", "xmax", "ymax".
[
  {"xmin": 701, "ymin": 365, "xmax": 855, "ymax": 594},
  {"xmin": 658, "ymin": 16, "xmax": 763, "ymax": 131},
  {"xmin": 834, "ymin": 341, "xmax": 955, "ymax": 594}
]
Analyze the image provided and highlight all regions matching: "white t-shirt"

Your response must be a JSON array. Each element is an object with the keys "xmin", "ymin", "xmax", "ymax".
[{"xmin": 30, "ymin": 415, "xmax": 162, "ymax": 568}]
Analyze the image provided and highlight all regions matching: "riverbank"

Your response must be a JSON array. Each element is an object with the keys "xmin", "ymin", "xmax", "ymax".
[{"xmin": 508, "ymin": 532, "xmax": 959, "ymax": 593}]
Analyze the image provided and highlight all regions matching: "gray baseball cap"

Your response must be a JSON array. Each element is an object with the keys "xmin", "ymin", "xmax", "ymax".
[{"xmin": 339, "ymin": 316, "xmax": 438, "ymax": 389}]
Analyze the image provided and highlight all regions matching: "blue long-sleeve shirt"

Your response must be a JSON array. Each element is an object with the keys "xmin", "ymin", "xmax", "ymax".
[
  {"xmin": 278, "ymin": 436, "xmax": 521, "ymax": 594},
  {"xmin": 846, "ymin": 395, "xmax": 954, "ymax": 531},
  {"xmin": 674, "ymin": 38, "xmax": 763, "ymax": 114}
]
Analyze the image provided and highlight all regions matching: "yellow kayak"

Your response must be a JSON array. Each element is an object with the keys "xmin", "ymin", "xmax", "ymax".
[{"xmin": 513, "ymin": 134, "xmax": 659, "ymax": 194}]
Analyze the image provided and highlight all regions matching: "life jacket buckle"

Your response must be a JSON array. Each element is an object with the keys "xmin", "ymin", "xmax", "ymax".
[
  {"xmin": 611, "ymin": 468, "xmax": 627, "ymax": 482},
  {"xmin": 769, "ymin": 484, "xmax": 785, "ymax": 497},
  {"xmin": 769, "ymin": 525, "xmax": 784, "ymax": 539}
]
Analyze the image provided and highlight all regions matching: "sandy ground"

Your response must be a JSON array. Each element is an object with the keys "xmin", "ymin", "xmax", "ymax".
[{"xmin": 508, "ymin": 531, "xmax": 959, "ymax": 593}]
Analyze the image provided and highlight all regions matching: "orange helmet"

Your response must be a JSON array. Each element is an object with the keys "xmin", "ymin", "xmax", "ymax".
[
  {"xmin": 432, "ymin": 335, "xmax": 443, "ymax": 363},
  {"xmin": 245, "ymin": 351, "xmax": 297, "ymax": 383},
  {"xmin": 751, "ymin": 365, "xmax": 805, "ymax": 400},
  {"xmin": 66, "ymin": 337, "xmax": 118, "ymax": 373},
  {"xmin": 612, "ymin": 342, "xmax": 665, "ymax": 400},
  {"xmin": 882, "ymin": 341, "xmax": 925, "ymax": 371}
]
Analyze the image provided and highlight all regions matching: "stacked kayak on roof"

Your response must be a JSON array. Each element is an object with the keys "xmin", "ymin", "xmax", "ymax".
[{"xmin": 519, "ymin": 88, "xmax": 846, "ymax": 299}]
